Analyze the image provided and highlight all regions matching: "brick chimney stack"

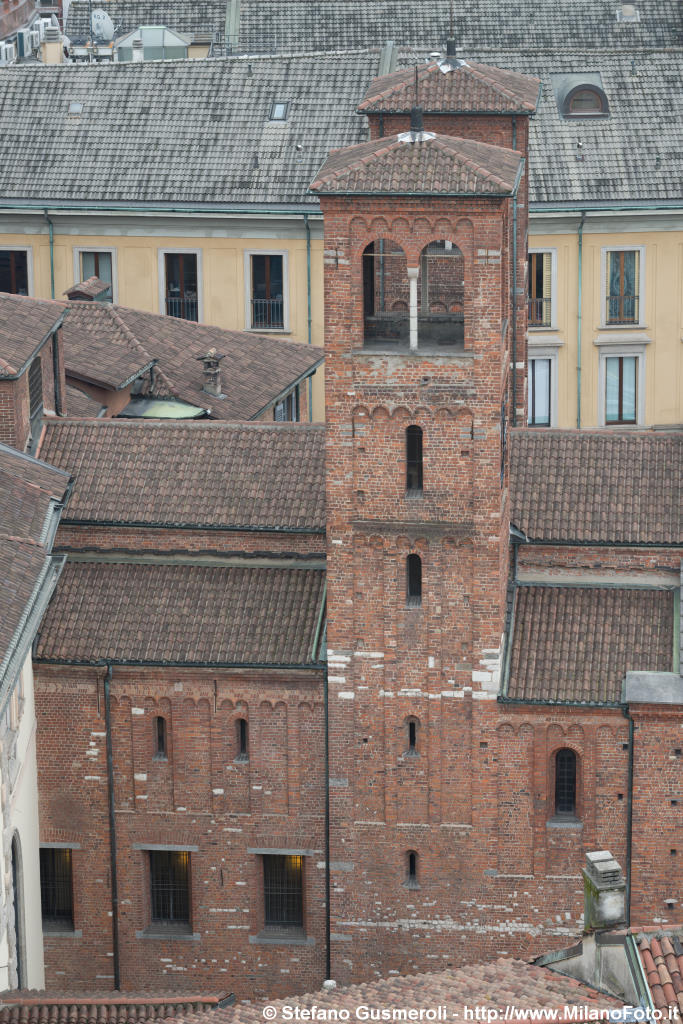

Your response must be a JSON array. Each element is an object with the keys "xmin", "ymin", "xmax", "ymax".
[
  {"xmin": 583, "ymin": 851, "xmax": 626, "ymax": 931},
  {"xmin": 197, "ymin": 348, "xmax": 224, "ymax": 397}
]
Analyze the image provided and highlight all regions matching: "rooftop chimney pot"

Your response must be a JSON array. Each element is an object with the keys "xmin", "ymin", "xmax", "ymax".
[
  {"xmin": 446, "ymin": 37, "xmax": 457, "ymax": 56},
  {"xmin": 582, "ymin": 851, "xmax": 626, "ymax": 932},
  {"xmin": 197, "ymin": 348, "xmax": 225, "ymax": 398}
]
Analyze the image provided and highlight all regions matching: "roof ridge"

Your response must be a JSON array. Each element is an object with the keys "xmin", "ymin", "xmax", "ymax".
[
  {"xmin": 108, "ymin": 306, "xmax": 179, "ymax": 398},
  {"xmin": 464, "ymin": 61, "xmax": 536, "ymax": 108}
]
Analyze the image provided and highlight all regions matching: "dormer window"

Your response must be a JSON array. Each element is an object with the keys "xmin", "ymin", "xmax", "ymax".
[
  {"xmin": 563, "ymin": 85, "xmax": 609, "ymax": 117},
  {"xmin": 270, "ymin": 102, "xmax": 288, "ymax": 121}
]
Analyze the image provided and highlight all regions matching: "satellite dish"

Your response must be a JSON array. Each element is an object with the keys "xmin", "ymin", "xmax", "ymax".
[{"xmin": 91, "ymin": 9, "xmax": 115, "ymax": 40}]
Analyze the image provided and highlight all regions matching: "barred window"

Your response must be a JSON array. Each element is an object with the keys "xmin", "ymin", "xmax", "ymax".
[
  {"xmin": 263, "ymin": 854, "xmax": 303, "ymax": 928},
  {"xmin": 555, "ymin": 749, "xmax": 577, "ymax": 816},
  {"xmin": 406, "ymin": 425, "xmax": 423, "ymax": 492},
  {"xmin": 40, "ymin": 847, "xmax": 73, "ymax": 929},
  {"xmin": 150, "ymin": 851, "xmax": 190, "ymax": 924}
]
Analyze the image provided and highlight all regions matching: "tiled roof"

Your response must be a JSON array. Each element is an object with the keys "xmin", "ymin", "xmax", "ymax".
[
  {"xmin": 65, "ymin": 276, "xmax": 111, "ymax": 300},
  {"xmin": 0, "ymin": 294, "xmax": 65, "ymax": 377},
  {"xmin": 66, "ymin": 304, "xmax": 322, "ymax": 418},
  {"xmin": 507, "ymin": 585, "xmax": 675, "ymax": 704},
  {"xmin": 34, "ymin": 561, "xmax": 325, "ymax": 666},
  {"xmin": 162, "ymin": 959, "xmax": 620, "ymax": 1024},
  {"xmin": 0, "ymin": 47, "xmax": 680, "ymax": 206},
  {"xmin": 234, "ymin": 0, "xmax": 682, "ymax": 54},
  {"xmin": 637, "ymin": 933, "xmax": 683, "ymax": 1014},
  {"xmin": 0, "ymin": 51, "xmax": 380, "ymax": 207},
  {"xmin": 358, "ymin": 61, "xmax": 539, "ymax": 113},
  {"xmin": 311, "ymin": 134, "xmax": 522, "ymax": 194},
  {"xmin": 0, "ymin": 992, "xmax": 227, "ymax": 1024},
  {"xmin": 37, "ymin": 420, "xmax": 326, "ymax": 531},
  {"xmin": 65, "ymin": 0, "xmax": 227, "ymax": 42},
  {"xmin": 64, "ymin": 385, "xmax": 106, "ymax": 417},
  {"xmin": 510, "ymin": 430, "xmax": 683, "ymax": 545}
]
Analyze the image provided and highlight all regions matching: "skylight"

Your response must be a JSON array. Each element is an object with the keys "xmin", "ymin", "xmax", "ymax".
[{"xmin": 270, "ymin": 101, "xmax": 289, "ymax": 121}]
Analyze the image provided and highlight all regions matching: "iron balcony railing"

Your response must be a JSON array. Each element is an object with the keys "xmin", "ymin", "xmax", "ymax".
[
  {"xmin": 165, "ymin": 295, "xmax": 198, "ymax": 322},
  {"xmin": 607, "ymin": 294, "xmax": 639, "ymax": 324},
  {"xmin": 528, "ymin": 296, "xmax": 552, "ymax": 326},
  {"xmin": 251, "ymin": 297, "xmax": 284, "ymax": 329}
]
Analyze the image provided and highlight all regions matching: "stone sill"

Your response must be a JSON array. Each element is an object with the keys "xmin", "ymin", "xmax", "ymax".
[
  {"xmin": 354, "ymin": 347, "xmax": 474, "ymax": 360},
  {"xmin": 249, "ymin": 928, "xmax": 314, "ymax": 947},
  {"xmin": 546, "ymin": 816, "xmax": 583, "ymax": 829},
  {"xmin": 43, "ymin": 928, "xmax": 82, "ymax": 938},
  {"xmin": 136, "ymin": 927, "xmax": 200, "ymax": 941}
]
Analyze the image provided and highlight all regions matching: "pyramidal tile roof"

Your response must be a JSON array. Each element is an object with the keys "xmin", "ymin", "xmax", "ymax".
[
  {"xmin": 358, "ymin": 60, "xmax": 540, "ymax": 114},
  {"xmin": 310, "ymin": 133, "xmax": 522, "ymax": 195}
]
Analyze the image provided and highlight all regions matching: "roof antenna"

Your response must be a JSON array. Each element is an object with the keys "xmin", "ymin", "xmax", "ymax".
[{"xmin": 449, "ymin": 0, "xmax": 454, "ymax": 40}]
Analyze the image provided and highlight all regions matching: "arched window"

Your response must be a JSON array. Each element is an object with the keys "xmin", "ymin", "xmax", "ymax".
[
  {"xmin": 406, "ymin": 425, "xmax": 423, "ymax": 492},
  {"xmin": 418, "ymin": 240, "xmax": 465, "ymax": 348},
  {"xmin": 406, "ymin": 850, "xmax": 419, "ymax": 888},
  {"xmin": 555, "ymin": 748, "xmax": 577, "ymax": 815},
  {"xmin": 406, "ymin": 716, "xmax": 419, "ymax": 755},
  {"xmin": 563, "ymin": 85, "xmax": 609, "ymax": 117},
  {"xmin": 236, "ymin": 717, "xmax": 249, "ymax": 761},
  {"xmin": 154, "ymin": 716, "xmax": 167, "ymax": 758},
  {"xmin": 362, "ymin": 239, "xmax": 409, "ymax": 348},
  {"xmin": 406, "ymin": 554, "xmax": 422, "ymax": 607}
]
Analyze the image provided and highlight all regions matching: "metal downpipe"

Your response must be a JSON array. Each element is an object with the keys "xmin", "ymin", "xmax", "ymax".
[{"xmin": 103, "ymin": 664, "xmax": 121, "ymax": 989}]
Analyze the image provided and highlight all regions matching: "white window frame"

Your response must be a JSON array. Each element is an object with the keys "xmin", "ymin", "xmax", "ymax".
[
  {"xmin": 600, "ymin": 245, "xmax": 646, "ymax": 329},
  {"xmin": 595, "ymin": 340, "xmax": 647, "ymax": 426},
  {"xmin": 72, "ymin": 246, "xmax": 118, "ymax": 302},
  {"xmin": 527, "ymin": 344, "xmax": 560, "ymax": 428},
  {"xmin": 158, "ymin": 248, "xmax": 203, "ymax": 322},
  {"xmin": 244, "ymin": 249, "xmax": 289, "ymax": 332},
  {"xmin": 527, "ymin": 248, "xmax": 557, "ymax": 330},
  {"xmin": 0, "ymin": 244, "xmax": 34, "ymax": 296}
]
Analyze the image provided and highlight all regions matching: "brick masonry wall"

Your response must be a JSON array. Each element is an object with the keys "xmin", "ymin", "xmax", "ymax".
[
  {"xmin": 54, "ymin": 524, "xmax": 325, "ymax": 557},
  {"xmin": 518, "ymin": 545, "xmax": 682, "ymax": 574}
]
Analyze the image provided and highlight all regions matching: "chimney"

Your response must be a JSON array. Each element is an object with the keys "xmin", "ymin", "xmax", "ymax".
[
  {"xmin": 410, "ymin": 106, "xmax": 424, "ymax": 133},
  {"xmin": 582, "ymin": 851, "xmax": 626, "ymax": 931},
  {"xmin": 41, "ymin": 26, "xmax": 63, "ymax": 64},
  {"xmin": 446, "ymin": 37, "xmax": 457, "ymax": 56},
  {"xmin": 132, "ymin": 38, "xmax": 144, "ymax": 62},
  {"xmin": 197, "ymin": 348, "xmax": 224, "ymax": 398}
]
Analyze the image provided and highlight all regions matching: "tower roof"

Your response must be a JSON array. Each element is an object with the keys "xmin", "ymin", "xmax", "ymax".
[
  {"xmin": 310, "ymin": 132, "xmax": 523, "ymax": 195},
  {"xmin": 358, "ymin": 60, "xmax": 540, "ymax": 115}
]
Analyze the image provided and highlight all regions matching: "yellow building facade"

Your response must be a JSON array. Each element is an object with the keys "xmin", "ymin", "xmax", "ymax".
[{"xmin": 1, "ymin": 207, "xmax": 681, "ymax": 427}]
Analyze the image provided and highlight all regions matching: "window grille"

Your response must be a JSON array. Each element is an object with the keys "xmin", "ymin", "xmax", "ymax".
[
  {"xmin": 606, "ymin": 250, "xmax": 639, "ymax": 324},
  {"xmin": 263, "ymin": 855, "xmax": 303, "ymax": 928},
  {"xmin": 150, "ymin": 850, "xmax": 190, "ymax": 923},
  {"xmin": 40, "ymin": 848, "xmax": 73, "ymax": 926},
  {"xmin": 555, "ymin": 749, "xmax": 577, "ymax": 815}
]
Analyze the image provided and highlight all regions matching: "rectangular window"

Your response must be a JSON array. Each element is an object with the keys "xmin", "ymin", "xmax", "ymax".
[
  {"xmin": 149, "ymin": 850, "xmax": 190, "ymax": 924},
  {"xmin": 80, "ymin": 251, "xmax": 113, "ymax": 300},
  {"xmin": 528, "ymin": 252, "xmax": 552, "ymax": 327},
  {"xmin": 164, "ymin": 253, "xmax": 199, "ymax": 322},
  {"xmin": 0, "ymin": 250, "xmax": 29, "ymax": 294},
  {"xmin": 528, "ymin": 357, "xmax": 551, "ymax": 427},
  {"xmin": 263, "ymin": 854, "xmax": 303, "ymax": 928},
  {"xmin": 251, "ymin": 254, "xmax": 284, "ymax": 329},
  {"xmin": 273, "ymin": 387, "xmax": 299, "ymax": 422},
  {"xmin": 40, "ymin": 848, "xmax": 74, "ymax": 930},
  {"xmin": 605, "ymin": 355, "xmax": 637, "ymax": 424},
  {"xmin": 606, "ymin": 250, "xmax": 640, "ymax": 324}
]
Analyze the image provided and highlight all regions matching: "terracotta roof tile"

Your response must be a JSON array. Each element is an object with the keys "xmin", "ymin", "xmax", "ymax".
[
  {"xmin": 639, "ymin": 934, "xmax": 683, "ymax": 1012},
  {"xmin": 0, "ymin": 993, "xmax": 226, "ymax": 1024},
  {"xmin": 311, "ymin": 133, "xmax": 522, "ymax": 195},
  {"xmin": 507, "ymin": 586, "xmax": 675, "ymax": 704},
  {"xmin": 64, "ymin": 385, "xmax": 106, "ymax": 418},
  {"xmin": 38, "ymin": 420, "xmax": 325, "ymax": 531},
  {"xmin": 358, "ymin": 60, "xmax": 539, "ymax": 113},
  {"xmin": 0, "ymin": 293, "xmax": 66, "ymax": 377},
  {"xmin": 34, "ymin": 561, "xmax": 325, "ymax": 667},
  {"xmin": 510, "ymin": 429, "xmax": 683, "ymax": 545},
  {"xmin": 64, "ymin": 277, "xmax": 111, "ymax": 300},
  {"xmin": 163, "ymin": 959, "xmax": 621, "ymax": 1024}
]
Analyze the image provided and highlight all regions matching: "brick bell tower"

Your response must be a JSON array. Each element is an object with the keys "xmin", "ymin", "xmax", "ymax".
[{"xmin": 311, "ymin": 56, "xmax": 538, "ymax": 982}]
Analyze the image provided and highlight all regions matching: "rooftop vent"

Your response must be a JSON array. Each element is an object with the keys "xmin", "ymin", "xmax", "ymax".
[
  {"xmin": 616, "ymin": 4, "xmax": 641, "ymax": 21},
  {"xmin": 582, "ymin": 851, "xmax": 626, "ymax": 932}
]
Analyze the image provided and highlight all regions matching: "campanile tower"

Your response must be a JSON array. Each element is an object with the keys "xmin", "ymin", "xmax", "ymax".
[{"xmin": 312, "ymin": 57, "xmax": 539, "ymax": 980}]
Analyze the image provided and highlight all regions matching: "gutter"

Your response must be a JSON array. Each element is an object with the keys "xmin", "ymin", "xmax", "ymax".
[
  {"xmin": 626, "ymin": 931, "xmax": 652, "ymax": 1008},
  {"xmin": 0, "ymin": 313, "xmax": 67, "ymax": 381},
  {"xmin": 250, "ymin": 355, "xmax": 324, "ymax": 422},
  {"xmin": 304, "ymin": 212, "xmax": 313, "ymax": 423},
  {"xmin": 57, "ymin": 518, "xmax": 325, "ymax": 534},
  {"xmin": 103, "ymin": 663, "xmax": 121, "ymax": 989},
  {"xmin": 310, "ymin": 583, "xmax": 331, "ymax": 981},
  {"xmin": 2, "ymin": 202, "xmax": 324, "ymax": 216},
  {"xmin": 577, "ymin": 211, "xmax": 586, "ymax": 428},
  {"xmin": 35, "ymin": 657, "xmax": 328, "ymax": 670}
]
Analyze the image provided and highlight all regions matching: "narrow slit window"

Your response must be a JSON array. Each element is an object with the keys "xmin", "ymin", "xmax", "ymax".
[
  {"xmin": 155, "ymin": 716, "xmax": 166, "ymax": 758},
  {"xmin": 406, "ymin": 554, "xmax": 422, "ymax": 607},
  {"xmin": 236, "ymin": 717, "xmax": 249, "ymax": 760},
  {"xmin": 406, "ymin": 425, "xmax": 423, "ymax": 492},
  {"xmin": 406, "ymin": 850, "xmax": 418, "ymax": 887},
  {"xmin": 554, "ymin": 748, "xmax": 577, "ymax": 816},
  {"xmin": 408, "ymin": 720, "xmax": 417, "ymax": 752}
]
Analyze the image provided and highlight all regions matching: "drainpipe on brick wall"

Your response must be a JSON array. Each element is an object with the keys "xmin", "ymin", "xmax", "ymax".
[
  {"xmin": 511, "ymin": 116, "xmax": 518, "ymax": 427},
  {"xmin": 577, "ymin": 211, "xmax": 586, "ymax": 428},
  {"xmin": 324, "ymin": 662, "xmax": 331, "ymax": 981},
  {"xmin": 103, "ymin": 663, "xmax": 121, "ymax": 989},
  {"xmin": 44, "ymin": 211, "xmax": 55, "ymax": 299},
  {"xmin": 304, "ymin": 213, "xmax": 313, "ymax": 422},
  {"xmin": 621, "ymin": 704, "xmax": 634, "ymax": 928}
]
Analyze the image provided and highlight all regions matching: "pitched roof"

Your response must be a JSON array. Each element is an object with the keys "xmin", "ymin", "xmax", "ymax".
[
  {"xmin": 161, "ymin": 958, "xmax": 620, "ymax": 1024},
  {"xmin": 65, "ymin": 0, "xmax": 227, "ymax": 43},
  {"xmin": 358, "ymin": 61, "xmax": 539, "ymax": 113},
  {"xmin": 0, "ymin": 443, "xmax": 71, "ymax": 543},
  {"xmin": 507, "ymin": 585, "xmax": 675, "ymax": 704},
  {"xmin": 37, "ymin": 420, "xmax": 326, "ymax": 531},
  {"xmin": 510, "ymin": 430, "xmax": 683, "ymax": 545},
  {"xmin": 0, "ymin": 992, "xmax": 227, "ymax": 1024},
  {"xmin": 64, "ymin": 385, "xmax": 106, "ymax": 417},
  {"xmin": 637, "ymin": 933, "xmax": 683, "ymax": 1014},
  {"xmin": 311, "ymin": 134, "xmax": 522, "ymax": 194},
  {"xmin": 233, "ymin": 0, "xmax": 682, "ymax": 54},
  {"xmin": 0, "ymin": 294, "xmax": 65, "ymax": 377},
  {"xmin": 64, "ymin": 276, "xmax": 111, "ymax": 300},
  {"xmin": 60, "ymin": 301, "xmax": 322, "ymax": 417},
  {"xmin": 34, "ymin": 561, "xmax": 325, "ymax": 666}
]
